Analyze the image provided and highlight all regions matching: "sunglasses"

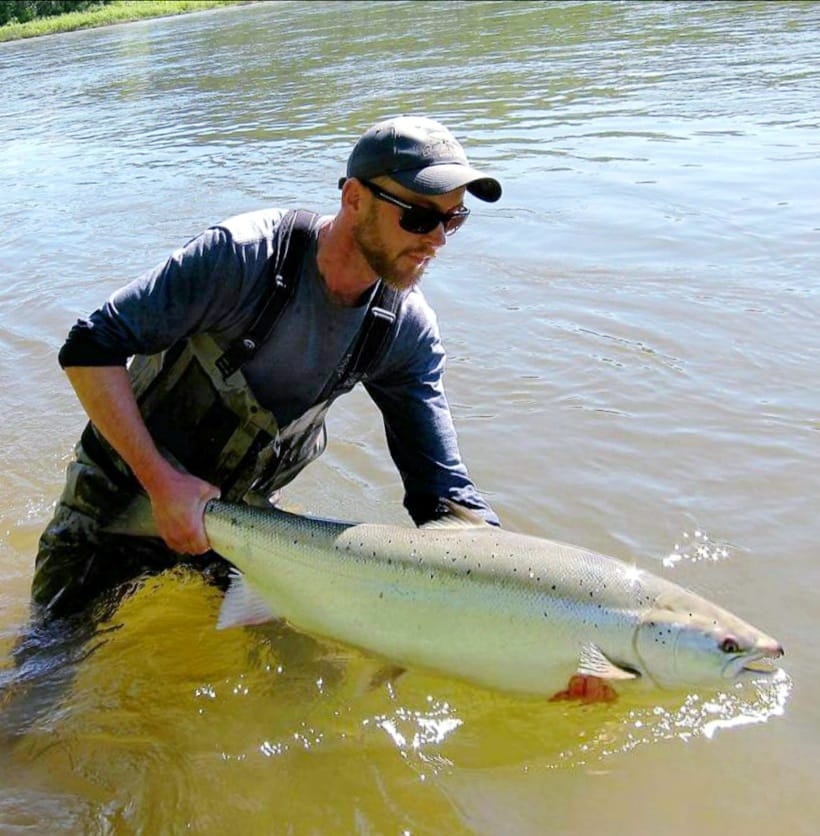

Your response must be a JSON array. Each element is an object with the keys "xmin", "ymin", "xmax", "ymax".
[{"xmin": 358, "ymin": 179, "xmax": 470, "ymax": 236}]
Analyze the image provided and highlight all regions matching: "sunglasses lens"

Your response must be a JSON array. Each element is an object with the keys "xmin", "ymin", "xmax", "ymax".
[
  {"xmin": 399, "ymin": 207, "xmax": 470, "ymax": 236},
  {"xmin": 399, "ymin": 208, "xmax": 440, "ymax": 235},
  {"xmin": 443, "ymin": 212, "xmax": 468, "ymax": 235}
]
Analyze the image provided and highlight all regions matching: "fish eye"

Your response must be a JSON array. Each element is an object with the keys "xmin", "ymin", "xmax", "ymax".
[{"xmin": 720, "ymin": 637, "xmax": 741, "ymax": 654}]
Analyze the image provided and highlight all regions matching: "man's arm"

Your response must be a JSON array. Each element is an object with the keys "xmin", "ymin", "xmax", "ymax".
[
  {"xmin": 58, "ymin": 223, "xmax": 264, "ymax": 553},
  {"xmin": 65, "ymin": 366, "xmax": 219, "ymax": 554},
  {"xmin": 364, "ymin": 294, "xmax": 499, "ymax": 527}
]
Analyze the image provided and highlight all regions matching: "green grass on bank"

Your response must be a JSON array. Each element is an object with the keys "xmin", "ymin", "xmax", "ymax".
[{"xmin": 0, "ymin": 1, "xmax": 253, "ymax": 42}]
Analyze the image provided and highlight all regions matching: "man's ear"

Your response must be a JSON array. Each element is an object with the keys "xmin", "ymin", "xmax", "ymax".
[{"xmin": 340, "ymin": 177, "xmax": 365, "ymax": 212}]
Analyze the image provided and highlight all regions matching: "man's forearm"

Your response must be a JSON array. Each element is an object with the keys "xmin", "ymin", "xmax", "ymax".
[
  {"xmin": 64, "ymin": 365, "xmax": 219, "ymax": 554},
  {"xmin": 64, "ymin": 365, "xmax": 177, "ymax": 494}
]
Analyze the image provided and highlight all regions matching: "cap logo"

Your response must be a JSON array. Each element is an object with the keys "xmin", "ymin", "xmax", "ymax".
[{"xmin": 420, "ymin": 137, "xmax": 462, "ymax": 161}]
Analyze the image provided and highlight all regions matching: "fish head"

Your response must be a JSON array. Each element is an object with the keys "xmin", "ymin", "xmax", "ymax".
[{"xmin": 634, "ymin": 591, "xmax": 783, "ymax": 689}]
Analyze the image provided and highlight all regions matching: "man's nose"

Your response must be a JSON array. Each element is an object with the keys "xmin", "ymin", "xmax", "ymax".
[{"xmin": 424, "ymin": 222, "xmax": 447, "ymax": 248}]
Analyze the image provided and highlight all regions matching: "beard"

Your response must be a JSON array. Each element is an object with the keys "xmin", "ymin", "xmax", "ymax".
[{"xmin": 353, "ymin": 207, "xmax": 430, "ymax": 292}]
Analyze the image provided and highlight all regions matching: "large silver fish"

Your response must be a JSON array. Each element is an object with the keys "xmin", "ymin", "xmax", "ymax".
[{"xmin": 197, "ymin": 499, "xmax": 783, "ymax": 697}]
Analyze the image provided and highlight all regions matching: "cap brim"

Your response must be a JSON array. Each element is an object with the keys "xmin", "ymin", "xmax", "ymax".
[{"xmin": 389, "ymin": 164, "xmax": 502, "ymax": 203}]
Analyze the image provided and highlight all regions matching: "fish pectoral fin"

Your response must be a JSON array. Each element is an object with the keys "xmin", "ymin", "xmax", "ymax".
[
  {"xmin": 217, "ymin": 570, "xmax": 279, "ymax": 630},
  {"xmin": 577, "ymin": 643, "xmax": 639, "ymax": 681},
  {"xmin": 419, "ymin": 499, "xmax": 490, "ymax": 530}
]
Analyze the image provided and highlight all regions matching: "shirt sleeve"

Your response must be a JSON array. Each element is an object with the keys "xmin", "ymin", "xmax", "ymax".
[
  {"xmin": 59, "ymin": 225, "xmax": 254, "ymax": 368},
  {"xmin": 364, "ymin": 293, "xmax": 500, "ymax": 527}
]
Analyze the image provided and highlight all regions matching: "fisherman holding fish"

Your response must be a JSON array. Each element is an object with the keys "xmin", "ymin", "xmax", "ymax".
[
  {"xmin": 15, "ymin": 117, "xmax": 783, "ymax": 715},
  {"xmin": 34, "ymin": 116, "xmax": 502, "ymax": 620}
]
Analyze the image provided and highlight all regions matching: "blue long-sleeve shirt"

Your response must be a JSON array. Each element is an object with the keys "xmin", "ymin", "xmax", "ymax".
[{"xmin": 60, "ymin": 209, "xmax": 499, "ymax": 526}]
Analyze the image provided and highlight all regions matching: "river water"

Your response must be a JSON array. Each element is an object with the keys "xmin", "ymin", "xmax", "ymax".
[{"xmin": 0, "ymin": 1, "xmax": 818, "ymax": 832}]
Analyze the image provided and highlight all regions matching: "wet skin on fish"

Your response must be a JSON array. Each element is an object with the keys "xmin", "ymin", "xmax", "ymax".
[{"xmin": 197, "ymin": 499, "xmax": 784, "ymax": 698}]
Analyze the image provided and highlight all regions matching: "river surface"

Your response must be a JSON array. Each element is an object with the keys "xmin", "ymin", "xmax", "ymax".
[{"xmin": 1, "ymin": 1, "xmax": 818, "ymax": 833}]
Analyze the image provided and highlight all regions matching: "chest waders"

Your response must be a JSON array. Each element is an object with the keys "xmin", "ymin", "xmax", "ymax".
[
  {"xmin": 34, "ymin": 210, "xmax": 400, "ymax": 616},
  {"xmin": 81, "ymin": 208, "xmax": 402, "ymax": 508}
]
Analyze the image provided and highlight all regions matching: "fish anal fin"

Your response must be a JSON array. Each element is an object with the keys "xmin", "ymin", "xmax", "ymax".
[
  {"xmin": 343, "ymin": 659, "xmax": 407, "ymax": 698},
  {"xmin": 577, "ymin": 643, "xmax": 639, "ymax": 681},
  {"xmin": 217, "ymin": 570, "xmax": 279, "ymax": 630},
  {"xmin": 550, "ymin": 674, "xmax": 618, "ymax": 704}
]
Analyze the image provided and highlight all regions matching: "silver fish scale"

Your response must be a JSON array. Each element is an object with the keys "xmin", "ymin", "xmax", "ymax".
[
  {"xmin": 203, "ymin": 500, "xmax": 781, "ymax": 694},
  {"xmin": 208, "ymin": 501, "xmax": 655, "ymax": 619}
]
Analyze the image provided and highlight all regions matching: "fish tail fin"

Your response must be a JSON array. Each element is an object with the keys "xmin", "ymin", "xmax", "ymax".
[{"xmin": 102, "ymin": 492, "xmax": 159, "ymax": 538}]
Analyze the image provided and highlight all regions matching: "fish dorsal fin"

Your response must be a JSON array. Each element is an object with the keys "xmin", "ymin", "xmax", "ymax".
[
  {"xmin": 577, "ymin": 643, "xmax": 639, "ymax": 681},
  {"xmin": 419, "ymin": 499, "xmax": 490, "ymax": 530},
  {"xmin": 217, "ymin": 570, "xmax": 279, "ymax": 630}
]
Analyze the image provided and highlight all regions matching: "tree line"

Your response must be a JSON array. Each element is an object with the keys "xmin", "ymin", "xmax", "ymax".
[{"xmin": 0, "ymin": 1, "xmax": 113, "ymax": 26}]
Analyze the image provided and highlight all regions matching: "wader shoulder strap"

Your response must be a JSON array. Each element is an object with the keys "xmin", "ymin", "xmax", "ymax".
[
  {"xmin": 216, "ymin": 209, "xmax": 319, "ymax": 380},
  {"xmin": 349, "ymin": 281, "xmax": 401, "ymax": 379},
  {"xmin": 318, "ymin": 281, "xmax": 402, "ymax": 402}
]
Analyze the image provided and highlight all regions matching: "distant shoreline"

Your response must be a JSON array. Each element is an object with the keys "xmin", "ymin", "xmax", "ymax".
[{"xmin": 0, "ymin": 1, "xmax": 256, "ymax": 43}]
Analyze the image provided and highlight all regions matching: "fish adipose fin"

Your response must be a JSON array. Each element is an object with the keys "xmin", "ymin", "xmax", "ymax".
[
  {"xmin": 419, "ymin": 499, "xmax": 490, "ymax": 530},
  {"xmin": 577, "ymin": 643, "xmax": 639, "ymax": 681},
  {"xmin": 217, "ymin": 570, "xmax": 280, "ymax": 630}
]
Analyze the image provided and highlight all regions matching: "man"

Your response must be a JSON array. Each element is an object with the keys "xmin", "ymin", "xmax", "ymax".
[{"xmin": 33, "ymin": 116, "xmax": 502, "ymax": 621}]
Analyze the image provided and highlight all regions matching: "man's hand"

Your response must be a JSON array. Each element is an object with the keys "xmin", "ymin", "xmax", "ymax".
[
  {"xmin": 147, "ymin": 464, "xmax": 220, "ymax": 555},
  {"xmin": 64, "ymin": 366, "xmax": 220, "ymax": 554}
]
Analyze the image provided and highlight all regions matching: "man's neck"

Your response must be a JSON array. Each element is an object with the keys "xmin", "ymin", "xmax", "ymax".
[{"xmin": 316, "ymin": 216, "xmax": 378, "ymax": 307}]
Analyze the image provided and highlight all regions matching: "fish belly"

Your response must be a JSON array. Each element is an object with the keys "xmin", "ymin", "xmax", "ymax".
[{"xmin": 207, "ymin": 514, "xmax": 618, "ymax": 695}]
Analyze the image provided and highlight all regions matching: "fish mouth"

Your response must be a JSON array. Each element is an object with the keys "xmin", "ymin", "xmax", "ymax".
[
  {"xmin": 742, "ymin": 656, "xmax": 780, "ymax": 675},
  {"xmin": 727, "ymin": 643, "xmax": 784, "ymax": 678}
]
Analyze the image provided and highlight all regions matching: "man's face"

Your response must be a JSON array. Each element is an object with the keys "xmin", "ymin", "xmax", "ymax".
[{"xmin": 352, "ymin": 178, "xmax": 467, "ymax": 291}]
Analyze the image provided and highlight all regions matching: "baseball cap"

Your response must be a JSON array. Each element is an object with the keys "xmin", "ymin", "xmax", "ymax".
[{"xmin": 342, "ymin": 116, "xmax": 502, "ymax": 203}]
